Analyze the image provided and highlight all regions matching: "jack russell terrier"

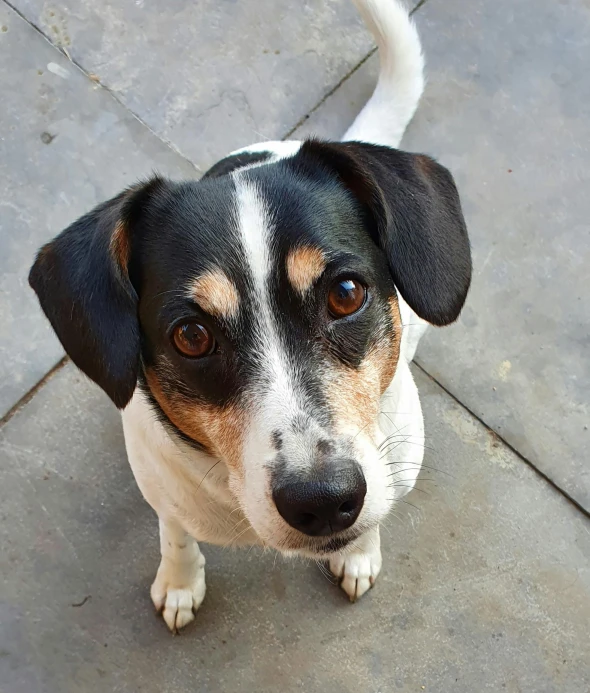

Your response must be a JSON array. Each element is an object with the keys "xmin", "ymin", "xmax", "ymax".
[{"xmin": 30, "ymin": 0, "xmax": 471, "ymax": 632}]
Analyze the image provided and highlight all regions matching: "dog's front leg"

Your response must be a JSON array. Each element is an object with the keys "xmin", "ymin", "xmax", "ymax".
[
  {"xmin": 150, "ymin": 518, "xmax": 206, "ymax": 632},
  {"xmin": 329, "ymin": 526, "xmax": 382, "ymax": 602}
]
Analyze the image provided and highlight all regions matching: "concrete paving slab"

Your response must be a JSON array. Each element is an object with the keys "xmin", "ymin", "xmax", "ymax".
[
  {"xmin": 294, "ymin": 0, "xmax": 590, "ymax": 511},
  {"xmin": 11, "ymin": 0, "xmax": 378, "ymax": 171},
  {"xmin": 0, "ymin": 4, "xmax": 197, "ymax": 419},
  {"xmin": 1, "ymin": 363, "xmax": 589, "ymax": 692}
]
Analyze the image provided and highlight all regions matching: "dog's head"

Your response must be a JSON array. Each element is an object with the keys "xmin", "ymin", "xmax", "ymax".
[{"xmin": 29, "ymin": 140, "xmax": 470, "ymax": 556}]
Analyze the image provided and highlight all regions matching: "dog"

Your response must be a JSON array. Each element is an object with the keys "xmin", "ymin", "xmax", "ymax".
[{"xmin": 29, "ymin": 0, "xmax": 471, "ymax": 632}]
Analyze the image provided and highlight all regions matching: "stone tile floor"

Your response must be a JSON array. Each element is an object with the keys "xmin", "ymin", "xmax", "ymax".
[{"xmin": 1, "ymin": 0, "xmax": 589, "ymax": 691}]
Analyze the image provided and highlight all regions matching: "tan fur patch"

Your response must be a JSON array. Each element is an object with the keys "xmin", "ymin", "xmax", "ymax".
[
  {"xmin": 327, "ymin": 295, "xmax": 402, "ymax": 436},
  {"xmin": 377, "ymin": 295, "xmax": 402, "ymax": 393},
  {"xmin": 110, "ymin": 220, "xmax": 130, "ymax": 274},
  {"xmin": 286, "ymin": 246, "xmax": 326, "ymax": 295},
  {"xmin": 190, "ymin": 269, "xmax": 240, "ymax": 320},
  {"xmin": 145, "ymin": 367, "xmax": 246, "ymax": 473},
  {"xmin": 327, "ymin": 360, "xmax": 381, "ymax": 437}
]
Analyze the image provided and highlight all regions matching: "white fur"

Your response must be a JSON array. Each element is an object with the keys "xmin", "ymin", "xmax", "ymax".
[
  {"xmin": 233, "ymin": 175, "xmax": 272, "ymax": 298},
  {"xmin": 329, "ymin": 526, "xmax": 382, "ymax": 601},
  {"xmin": 150, "ymin": 519, "xmax": 206, "ymax": 632},
  {"xmin": 121, "ymin": 0, "xmax": 427, "ymax": 629},
  {"xmin": 344, "ymin": 0, "xmax": 424, "ymax": 147}
]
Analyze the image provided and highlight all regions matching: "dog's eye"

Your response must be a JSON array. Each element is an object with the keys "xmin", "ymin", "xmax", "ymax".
[
  {"xmin": 172, "ymin": 323, "xmax": 215, "ymax": 358},
  {"xmin": 327, "ymin": 279, "xmax": 366, "ymax": 318}
]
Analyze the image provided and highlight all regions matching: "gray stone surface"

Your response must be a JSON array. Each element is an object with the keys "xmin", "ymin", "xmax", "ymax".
[
  {"xmin": 295, "ymin": 0, "xmax": 590, "ymax": 511},
  {"xmin": 0, "ymin": 4, "xmax": 196, "ymax": 419},
  {"xmin": 12, "ymin": 0, "xmax": 377, "ymax": 171},
  {"xmin": 1, "ymin": 363, "xmax": 589, "ymax": 693}
]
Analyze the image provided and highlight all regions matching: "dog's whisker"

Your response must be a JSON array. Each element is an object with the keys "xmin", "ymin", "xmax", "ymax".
[
  {"xmin": 378, "ymin": 430, "xmax": 420, "ymax": 451},
  {"xmin": 388, "ymin": 483, "xmax": 430, "ymax": 495},
  {"xmin": 379, "ymin": 430, "xmax": 429, "ymax": 441},
  {"xmin": 379, "ymin": 437, "xmax": 411, "ymax": 453},
  {"xmin": 378, "ymin": 416, "xmax": 407, "ymax": 441},
  {"xmin": 353, "ymin": 418, "xmax": 376, "ymax": 441},
  {"xmin": 382, "ymin": 437, "xmax": 434, "ymax": 451},
  {"xmin": 223, "ymin": 517, "xmax": 252, "ymax": 547},
  {"xmin": 395, "ymin": 498, "xmax": 421, "ymax": 512},
  {"xmin": 385, "ymin": 461, "xmax": 454, "ymax": 477},
  {"xmin": 380, "ymin": 521, "xmax": 394, "ymax": 538},
  {"xmin": 193, "ymin": 459, "xmax": 222, "ymax": 495},
  {"xmin": 387, "ymin": 473, "xmax": 436, "ymax": 484},
  {"xmin": 379, "ymin": 444, "xmax": 435, "ymax": 463},
  {"xmin": 228, "ymin": 516, "xmax": 248, "ymax": 533},
  {"xmin": 379, "ymin": 441, "xmax": 423, "ymax": 459},
  {"xmin": 315, "ymin": 560, "xmax": 337, "ymax": 584}
]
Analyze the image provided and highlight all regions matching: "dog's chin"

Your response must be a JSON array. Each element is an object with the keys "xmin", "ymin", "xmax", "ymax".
[
  {"xmin": 297, "ymin": 535, "xmax": 358, "ymax": 558},
  {"xmin": 266, "ymin": 531, "xmax": 365, "ymax": 560}
]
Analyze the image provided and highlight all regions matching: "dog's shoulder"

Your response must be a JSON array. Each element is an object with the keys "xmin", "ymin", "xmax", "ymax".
[{"xmin": 201, "ymin": 141, "xmax": 302, "ymax": 179}]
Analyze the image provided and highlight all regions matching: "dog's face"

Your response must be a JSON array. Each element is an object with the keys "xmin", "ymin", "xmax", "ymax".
[
  {"xmin": 29, "ymin": 140, "xmax": 471, "ymax": 556},
  {"xmin": 134, "ymin": 163, "xmax": 402, "ymax": 555}
]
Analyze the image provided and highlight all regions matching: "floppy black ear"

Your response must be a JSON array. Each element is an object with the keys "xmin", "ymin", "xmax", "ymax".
[
  {"xmin": 29, "ymin": 179, "xmax": 163, "ymax": 408},
  {"xmin": 298, "ymin": 140, "xmax": 472, "ymax": 326}
]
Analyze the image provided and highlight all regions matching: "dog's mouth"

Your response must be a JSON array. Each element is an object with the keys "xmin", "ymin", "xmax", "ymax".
[
  {"xmin": 315, "ymin": 534, "xmax": 355, "ymax": 555},
  {"xmin": 274, "ymin": 531, "xmax": 360, "ymax": 559}
]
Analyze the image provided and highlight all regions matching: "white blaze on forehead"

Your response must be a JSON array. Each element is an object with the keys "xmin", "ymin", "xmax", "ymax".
[
  {"xmin": 233, "ymin": 175, "xmax": 272, "ymax": 300},
  {"xmin": 232, "ymin": 174, "xmax": 303, "ymax": 425}
]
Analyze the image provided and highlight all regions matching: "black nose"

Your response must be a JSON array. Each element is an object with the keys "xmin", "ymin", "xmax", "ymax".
[{"xmin": 272, "ymin": 462, "xmax": 366, "ymax": 536}]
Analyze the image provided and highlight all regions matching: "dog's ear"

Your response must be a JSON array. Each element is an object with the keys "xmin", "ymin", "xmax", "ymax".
[
  {"xmin": 29, "ymin": 178, "xmax": 165, "ymax": 408},
  {"xmin": 298, "ymin": 140, "xmax": 472, "ymax": 326}
]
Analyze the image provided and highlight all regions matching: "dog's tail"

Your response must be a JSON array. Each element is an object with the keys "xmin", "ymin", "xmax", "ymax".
[{"xmin": 343, "ymin": 0, "xmax": 424, "ymax": 148}]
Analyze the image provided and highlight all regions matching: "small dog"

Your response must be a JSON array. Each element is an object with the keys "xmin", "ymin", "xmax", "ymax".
[{"xmin": 30, "ymin": 0, "xmax": 470, "ymax": 632}]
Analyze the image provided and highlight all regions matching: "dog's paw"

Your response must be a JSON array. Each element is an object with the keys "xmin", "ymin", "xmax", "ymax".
[
  {"xmin": 329, "ymin": 530, "xmax": 382, "ymax": 602},
  {"xmin": 150, "ymin": 555, "xmax": 206, "ymax": 633}
]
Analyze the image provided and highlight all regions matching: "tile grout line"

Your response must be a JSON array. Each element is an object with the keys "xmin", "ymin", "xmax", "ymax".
[
  {"xmin": 282, "ymin": 46, "xmax": 378, "ymax": 140},
  {"xmin": 414, "ymin": 361, "xmax": 590, "ymax": 522},
  {"xmin": 0, "ymin": 356, "xmax": 69, "ymax": 429},
  {"xmin": 2, "ymin": 0, "xmax": 201, "ymax": 175}
]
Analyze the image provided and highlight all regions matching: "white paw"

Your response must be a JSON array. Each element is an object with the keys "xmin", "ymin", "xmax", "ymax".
[
  {"xmin": 150, "ymin": 555, "xmax": 206, "ymax": 633},
  {"xmin": 329, "ymin": 540, "xmax": 382, "ymax": 602}
]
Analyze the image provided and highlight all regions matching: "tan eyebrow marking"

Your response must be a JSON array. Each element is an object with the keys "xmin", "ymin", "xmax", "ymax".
[
  {"xmin": 189, "ymin": 269, "xmax": 240, "ymax": 319},
  {"xmin": 286, "ymin": 246, "xmax": 326, "ymax": 296},
  {"xmin": 110, "ymin": 220, "xmax": 131, "ymax": 274}
]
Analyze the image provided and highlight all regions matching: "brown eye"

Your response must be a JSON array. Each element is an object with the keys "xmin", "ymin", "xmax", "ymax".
[
  {"xmin": 327, "ymin": 278, "xmax": 366, "ymax": 318},
  {"xmin": 172, "ymin": 323, "xmax": 215, "ymax": 358}
]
